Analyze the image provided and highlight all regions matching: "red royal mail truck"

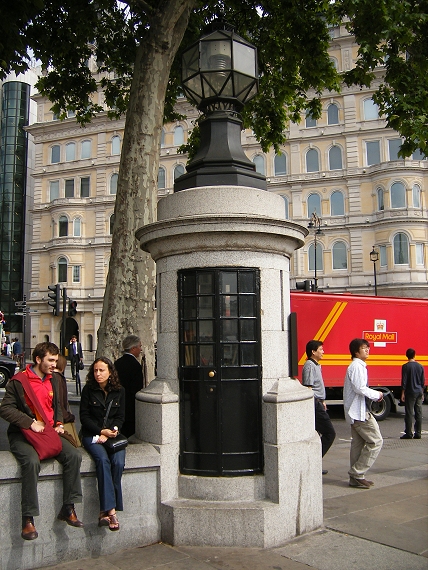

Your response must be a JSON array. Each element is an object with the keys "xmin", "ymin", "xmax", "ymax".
[{"xmin": 290, "ymin": 292, "xmax": 428, "ymax": 420}]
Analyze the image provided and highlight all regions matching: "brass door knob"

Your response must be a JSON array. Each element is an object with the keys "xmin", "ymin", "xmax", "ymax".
[{"xmin": 208, "ymin": 370, "xmax": 216, "ymax": 378}]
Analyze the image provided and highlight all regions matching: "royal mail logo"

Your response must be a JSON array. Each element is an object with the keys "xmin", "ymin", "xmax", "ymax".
[{"xmin": 363, "ymin": 319, "xmax": 397, "ymax": 346}]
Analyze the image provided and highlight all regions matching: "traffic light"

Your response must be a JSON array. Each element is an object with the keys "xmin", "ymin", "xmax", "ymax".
[
  {"xmin": 296, "ymin": 280, "xmax": 313, "ymax": 292},
  {"xmin": 68, "ymin": 300, "xmax": 77, "ymax": 316},
  {"xmin": 48, "ymin": 284, "xmax": 60, "ymax": 315}
]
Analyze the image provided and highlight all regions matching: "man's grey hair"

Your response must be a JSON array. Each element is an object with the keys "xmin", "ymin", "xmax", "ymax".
[{"xmin": 122, "ymin": 335, "xmax": 141, "ymax": 352}]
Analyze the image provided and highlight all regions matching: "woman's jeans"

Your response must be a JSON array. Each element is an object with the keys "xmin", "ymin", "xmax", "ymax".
[{"xmin": 82, "ymin": 437, "xmax": 125, "ymax": 512}]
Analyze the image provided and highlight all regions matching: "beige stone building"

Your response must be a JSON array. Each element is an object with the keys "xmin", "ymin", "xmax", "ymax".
[{"xmin": 26, "ymin": 25, "xmax": 427, "ymax": 356}]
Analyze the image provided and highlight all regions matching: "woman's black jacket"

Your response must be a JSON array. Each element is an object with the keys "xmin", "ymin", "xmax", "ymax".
[{"xmin": 79, "ymin": 383, "xmax": 125, "ymax": 438}]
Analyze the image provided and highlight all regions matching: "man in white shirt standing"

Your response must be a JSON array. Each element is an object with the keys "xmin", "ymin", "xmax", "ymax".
[{"xmin": 343, "ymin": 338, "xmax": 384, "ymax": 489}]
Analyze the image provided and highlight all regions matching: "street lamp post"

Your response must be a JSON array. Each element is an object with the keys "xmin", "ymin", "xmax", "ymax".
[
  {"xmin": 370, "ymin": 246, "xmax": 379, "ymax": 296},
  {"xmin": 308, "ymin": 212, "xmax": 323, "ymax": 292}
]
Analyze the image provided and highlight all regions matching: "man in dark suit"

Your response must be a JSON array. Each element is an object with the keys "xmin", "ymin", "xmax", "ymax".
[
  {"xmin": 114, "ymin": 335, "xmax": 145, "ymax": 438},
  {"xmin": 68, "ymin": 335, "xmax": 83, "ymax": 380}
]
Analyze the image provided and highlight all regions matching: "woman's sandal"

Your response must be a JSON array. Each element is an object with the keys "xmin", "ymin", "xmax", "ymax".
[
  {"xmin": 108, "ymin": 513, "xmax": 120, "ymax": 531},
  {"xmin": 98, "ymin": 512, "xmax": 110, "ymax": 527}
]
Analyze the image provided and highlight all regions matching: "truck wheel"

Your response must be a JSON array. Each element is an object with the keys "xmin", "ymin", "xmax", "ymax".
[{"xmin": 371, "ymin": 395, "xmax": 391, "ymax": 421}]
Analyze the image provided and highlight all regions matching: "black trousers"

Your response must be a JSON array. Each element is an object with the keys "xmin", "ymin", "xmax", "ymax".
[{"xmin": 315, "ymin": 399, "xmax": 336, "ymax": 457}]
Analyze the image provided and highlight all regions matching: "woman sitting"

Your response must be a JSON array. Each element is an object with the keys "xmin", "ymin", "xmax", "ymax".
[{"xmin": 79, "ymin": 357, "xmax": 126, "ymax": 531}]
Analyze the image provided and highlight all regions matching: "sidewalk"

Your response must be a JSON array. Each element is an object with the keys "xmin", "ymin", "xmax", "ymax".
[{"xmin": 34, "ymin": 432, "xmax": 428, "ymax": 570}]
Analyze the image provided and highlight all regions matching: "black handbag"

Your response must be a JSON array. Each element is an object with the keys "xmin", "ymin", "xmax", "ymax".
[
  {"xmin": 101, "ymin": 400, "xmax": 128, "ymax": 454},
  {"xmin": 78, "ymin": 360, "xmax": 85, "ymax": 371}
]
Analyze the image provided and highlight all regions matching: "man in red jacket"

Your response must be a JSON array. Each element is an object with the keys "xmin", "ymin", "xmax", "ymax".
[{"xmin": 0, "ymin": 342, "xmax": 83, "ymax": 540}]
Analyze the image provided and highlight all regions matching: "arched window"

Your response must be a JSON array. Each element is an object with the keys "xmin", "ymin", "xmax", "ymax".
[
  {"xmin": 329, "ymin": 57, "xmax": 338, "ymax": 70},
  {"xmin": 308, "ymin": 243, "xmax": 323, "ymax": 271},
  {"xmin": 50, "ymin": 180, "xmax": 59, "ymax": 201},
  {"xmin": 413, "ymin": 184, "xmax": 421, "ymax": 208},
  {"xmin": 274, "ymin": 153, "xmax": 287, "ymax": 175},
  {"xmin": 331, "ymin": 191, "xmax": 344, "ymax": 216},
  {"xmin": 73, "ymin": 217, "xmax": 81, "ymax": 237},
  {"xmin": 307, "ymin": 193, "xmax": 321, "ymax": 216},
  {"xmin": 329, "ymin": 146, "xmax": 342, "ymax": 170},
  {"xmin": 393, "ymin": 233, "xmax": 409, "ymax": 264},
  {"xmin": 332, "ymin": 241, "xmax": 348, "ymax": 269},
  {"xmin": 174, "ymin": 126, "xmax": 184, "ymax": 146},
  {"xmin": 161, "ymin": 129, "xmax": 165, "ymax": 148},
  {"xmin": 158, "ymin": 167, "xmax": 166, "ymax": 189},
  {"xmin": 377, "ymin": 187, "xmax": 384, "ymax": 211},
  {"xmin": 65, "ymin": 142, "xmax": 76, "ymax": 161},
  {"xmin": 51, "ymin": 145, "xmax": 60, "ymax": 164},
  {"xmin": 305, "ymin": 111, "xmax": 316, "ymax": 128},
  {"xmin": 109, "ymin": 213, "xmax": 115, "ymax": 235},
  {"xmin": 281, "ymin": 195, "xmax": 289, "ymax": 219},
  {"xmin": 111, "ymin": 136, "xmax": 121, "ymax": 155},
  {"xmin": 253, "ymin": 155, "xmax": 265, "ymax": 175},
  {"xmin": 58, "ymin": 215, "xmax": 68, "ymax": 237},
  {"xmin": 391, "ymin": 182, "xmax": 406, "ymax": 208},
  {"xmin": 174, "ymin": 164, "xmax": 185, "ymax": 181},
  {"xmin": 363, "ymin": 99, "xmax": 379, "ymax": 120},
  {"xmin": 327, "ymin": 103, "xmax": 339, "ymax": 125},
  {"xmin": 81, "ymin": 140, "xmax": 91, "ymax": 159},
  {"xmin": 110, "ymin": 173, "xmax": 118, "ymax": 195},
  {"xmin": 58, "ymin": 257, "xmax": 68, "ymax": 282},
  {"xmin": 306, "ymin": 148, "xmax": 319, "ymax": 172}
]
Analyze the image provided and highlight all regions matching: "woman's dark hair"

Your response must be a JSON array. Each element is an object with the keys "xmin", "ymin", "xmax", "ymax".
[
  {"xmin": 349, "ymin": 338, "xmax": 370, "ymax": 359},
  {"xmin": 86, "ymin": 357, "xmax": 121, "ymax": 391}
]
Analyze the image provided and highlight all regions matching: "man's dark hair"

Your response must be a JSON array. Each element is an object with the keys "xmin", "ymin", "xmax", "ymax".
[
  {"xmin": 406, "ymin": 348, "xmax": 416, "ymax": 360},
  {"xmin": 32, "ymin": 342, "xmax": 59, "ymax": 363},
  {"xmin": 349, "ymin": 338, "xmax": 370, "ymax": 359},
  {"xmin": 306, "ymin": 340, "xmax": 323, "ymax": 359}
]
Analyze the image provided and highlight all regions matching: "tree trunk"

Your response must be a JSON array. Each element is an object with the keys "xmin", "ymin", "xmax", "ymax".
[{"xmin": 96, "ymin": 0, "xmax": 196, "ymax": 379}]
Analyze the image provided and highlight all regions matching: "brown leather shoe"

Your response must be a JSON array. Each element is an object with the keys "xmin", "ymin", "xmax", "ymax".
[
  {"xmin": 21, "ymin": 517, "xmax": 38, "ymax": 540},
  {"xmin": 57, "ymin": 504, "xmax": 84, "ymax": 527},
  {"xmin": 349, "ymin": 477, "xmax": 372, "ymax": 488}
]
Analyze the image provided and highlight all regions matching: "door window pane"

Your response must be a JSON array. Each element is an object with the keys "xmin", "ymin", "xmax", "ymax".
[
  {"xmin": 241, "ymin": 344, "xmax": 256, "ymax": 365},
  {"xmin": 183, "ymin": 273, "xmax": 196, "ymax": 295},
  {"xmin": 199, "ymin": 321, "xmax": 213, "ymax": 342},
  {"xmin": 198, "ymin": 297, "xmax": 213, "ymax": 318},
  {"xmin": 240, "ymin": 320, "xmax": 256, "ymax": 340},
  {"xmin": 222, "ymin": 344, "xmax": 238, "ymax": 366},
  {"xmin": 200, "ymin": 345, "xmax": 214, "ymax": 366},
  {"xmin": 183, "ymin": 298, "xmax": 197, "ymax": 318},
  {"xmin": 221, "ymin": 320, "xmax": 238, "ymax": 341},
  {"xmin": 198, "ymin": 273, "xmax": 213, "ymax": 294},
  {"xmin": 183, "ymin": 321, "xmax": 196, "ymax": 342},
  {"xmin": 239, "ymin": 272, "xmax": 255, "ymax": 293},
  {"xmin": 240, "ymin": 296, "xmax": 255, "ymax": 317},
  {"xmin": 221, "ymin": 296, "xmax": 238, "ymax": 317},
  {"xmin": 220, "ymin": 272, "xmax": 237, "ymax": 294}
]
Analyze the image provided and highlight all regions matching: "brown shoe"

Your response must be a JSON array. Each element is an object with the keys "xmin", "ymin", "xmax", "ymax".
[
  {"xmin": 21, "ymin": 516, "xmax": 38, "ymax": 540},
  {"xmin": 349, "ymin": 477, "xmax": 372, "ymax": 488},
  {"xmin": 57, "ymin": 504, "xmax": 84, "ymax": 527}
]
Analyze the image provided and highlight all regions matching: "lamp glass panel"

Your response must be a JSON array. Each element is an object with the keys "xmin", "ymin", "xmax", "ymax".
[
  {"xmin": 233, "ymin": 41, "xmax": 256, "ymax": 76},
  {"xmin": 234, "ymin": 73, "xmax": 256, "ymax": 101},
  {"xmin": 182, "ymin": 45, "xmax": 200, "ymax": 80},
  {"xmin": 201, "ymin": 39, "xmax": 231, "ymax": 71}
]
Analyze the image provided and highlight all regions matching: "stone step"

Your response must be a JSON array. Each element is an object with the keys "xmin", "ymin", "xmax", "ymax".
[{"xmin": 178, "ymin": 473, "xmax": 265, "ymax": 501}]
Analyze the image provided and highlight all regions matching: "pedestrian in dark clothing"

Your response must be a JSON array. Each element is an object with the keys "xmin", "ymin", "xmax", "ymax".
[{"xmin": 400, "ymin": 348, "xmax": 425, "ymax": 439}]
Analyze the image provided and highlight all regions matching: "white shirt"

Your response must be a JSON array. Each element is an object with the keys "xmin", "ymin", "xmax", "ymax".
[{"xmin": 343, "ymin": 358, "xmax": 380, "ymax": 424}]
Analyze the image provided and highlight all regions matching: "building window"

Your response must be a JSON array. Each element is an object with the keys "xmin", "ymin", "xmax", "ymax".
[
  {"xmin": 65, "ymin": 179, "xmax": 74, "ymax": 198},
  {"xmin": 50, "ymin": 180, "xmax": 59, "ymax": 201},
  {"xmin": 363, "ymin": 99, "xmax": 379, "ymax": 120},
  {"xmin": 412, "ymin": 148, "xmax": 426, "ymax": 160},
  {"xmin": 80, "ymin": 177, "xmax": 90, "ymax": 198},
  {"xmin": 87, "ymin": 334, "xmax": 94, "ymax": 352},
  {"xmin": 158, "ymin": 167, "xmax": 166, "ymax": 189},
  {"xmin": 65, "ymin": 142, "xmax": 76, "ymax": 161},
  {"xmin": 67, "ymin": 110, "xmax": 76, "ymax": 118},
  {"xmin": 58, "ymin": 257, "xmax": 68, "ymax": 282},
  {"xmin": 174, "ymin": 164, "xmax": 185, "ymax": 181},
  {"xmin": 393, "ymin": 233, "xmax": 409, "ymax": 264},
  {"xmin": 391, "ymin": 182, "xmax": 406, "ymax": 208},
  {"xmin": 110, "ymin": 173, "xmax": 118, "ymax": 195},
  {"xmin": 174, "ymin": 126, "xmax": 184, "ymax": 146},
  {"xmin": 308, "ymin": 243, "xmax": 323, "ymax": 271},
  {"xmin": 111, "ymin": 136, "xmax": 121, "ymax": 155},
  {"xmin": 366, "ymin": 141, "xmax": 381, "ymax": 166},
  {"xmin": 307, "ymin": 193, "xmax": 321, "ymax": 216},
  {"xmin": 274, "ymin": 153, "xmax": 287, "ymax": 175},
  {"xmin": 59, "ymin": 216, "xmax": 68, "ymax": 237},
  {"xmin": 305, "ymin": 111, "xmax": 316, "ymax": 128},
  {"xmin": 281, "ymin": 195, "xmax": 289, "ymax": 219},
  {"xmin": 327, "ymin": 103, "xmax": 339, "ymax": 125},
  {"xmin": 306, "ymin": 148, "xmax": 319, "ymax": 172},
  {"xmin": 253, "ymin": 155, "xmax": 265, "ymax": 175},
  {"xmin": 379, "ymin": 245, "xmax": 387, "ymax": 267},
  {"xmin": 329, "ymin": 146, "xmax": 343, "ymax": 170},
  {"xmin": 329, "ymin": 57, "xmax": 338, "ymax": 70},
  {"xmin": 377, "ymin": 187, "xmax": 384, "ymax": 211},
  {"xmin": 51, "ymin": 145, "xmax": 60, "ymax": 164},
  {"xmin": 109, "ymin": 214, "xmax": 115, "ymax": 235},
  {"xmin": 73, "ymin": 217, "xmax": 81, "ymax": 237},
  {"xmin": 81, "ymin": 140, "xmax": 91, "ymax": 159},
  {"xmin": 413, "ymin": 184, "xmax": 421, "ymax": 208},
  {"xmin": 388, "ymin": 139, "xmax": 402, "ymax": 161},
  {"xmin": 332, "ymin": 241, "xmax": 347, "ymax": 269},
  {"xmin": 72, "ymin": 265, "xmax": 81, "ymax": 283},
  {"xmin": 161, "ymin": 129, "xmax": 165, "ymax": 147},
  {"xmin": 330, "ymin": 191, "xmax": 344, "ymax": 216},
  {"xmin": 416, "ymin": 243, "xmax": 424, "ymax": 265}
]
